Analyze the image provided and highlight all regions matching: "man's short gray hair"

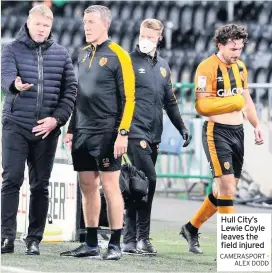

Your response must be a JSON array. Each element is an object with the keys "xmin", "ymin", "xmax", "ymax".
[
  {"xmin": 84, "ymin": 5, "xmax": 112, "ymax": 26},
  {"xmin": 29, "ymin": 4, "xmax": 53, "ymax": 20}
]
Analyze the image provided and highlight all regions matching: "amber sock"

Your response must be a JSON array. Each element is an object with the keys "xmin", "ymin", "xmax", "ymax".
[{"xmin": 188, "ymin": 192, "xmax": 218, "ymax": 231}]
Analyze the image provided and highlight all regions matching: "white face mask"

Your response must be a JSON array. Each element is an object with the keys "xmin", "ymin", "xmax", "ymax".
[{"xmin": 139, "ymin": 39, "xmax": 157, "ymax": 54}]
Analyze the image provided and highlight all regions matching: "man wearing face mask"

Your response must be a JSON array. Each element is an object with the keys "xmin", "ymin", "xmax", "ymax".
[{"xmin": 122, "ymin": 19, "xmax": 192, "ymax": 255}]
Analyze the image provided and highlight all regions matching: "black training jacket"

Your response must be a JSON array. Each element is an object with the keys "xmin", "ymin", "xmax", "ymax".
[
  {"xmin": 68, "ymin": 39, "xmax": 135, "ymax": 134},
  {"xmin": 128, "ymin": 46, "xmax": 185, "ymax": 143}
]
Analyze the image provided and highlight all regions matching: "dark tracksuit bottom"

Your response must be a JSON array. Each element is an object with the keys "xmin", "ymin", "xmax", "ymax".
[
  {"xmin": 123, "ymin": 139, "xmax": 158, "ymax": 243},
  {"xmin": 1, "ymin": 120, "xmax": 59, "ymax": 242}
]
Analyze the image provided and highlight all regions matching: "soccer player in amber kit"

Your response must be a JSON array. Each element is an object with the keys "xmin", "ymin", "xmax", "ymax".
[{"xmin": 180, "ymin": 24, "xmax": 264, "ymax": 254}]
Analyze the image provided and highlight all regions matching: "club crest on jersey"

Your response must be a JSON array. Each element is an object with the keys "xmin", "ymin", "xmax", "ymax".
[
  {"xmin": 99, "ymin": 57, "xmax": 107, "ymax": 66},
  {"xmin": 160, "ymin": 67, "xmax": 167, "ymax": 77}
]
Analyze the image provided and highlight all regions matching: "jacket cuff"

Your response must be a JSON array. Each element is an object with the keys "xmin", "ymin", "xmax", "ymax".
[
  {"xmin": 51, "ymin": 116, "xmax": 64, "ymax": 127},
  {"xmin": 10, "ymin": 81, "xmax": 20, "ymax": 94}
]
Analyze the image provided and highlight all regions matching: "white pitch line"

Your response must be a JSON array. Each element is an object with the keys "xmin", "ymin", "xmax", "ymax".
[
  {"xmin": 0, "ymin": 268, "xmax": 99, "ymax": 273},
  {"xmin": 0, "ymin": 266, "xmax": 44, "ymax": 273}
]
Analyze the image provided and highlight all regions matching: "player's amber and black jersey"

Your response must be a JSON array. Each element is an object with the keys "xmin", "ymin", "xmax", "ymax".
[
  {"xmin": 194, "ymin": 54, "xmax": 248, "ymax": 116},
  {"xmin": 194, "ymin": 54, "xmax": 248, "ymax": 178}
]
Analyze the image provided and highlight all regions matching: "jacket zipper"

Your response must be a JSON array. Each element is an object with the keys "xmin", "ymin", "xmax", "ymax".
[
  {"xmin": 89, "ymin": 47, "xmax": 96, "ymax": 68},
  {"xmin": 150, "ymin": 65, "xmax": 157, "ymax": 142},
  {"xmin": 10, "ymin": 94, "xmax": 19, "ymax": 112},
  {"xmin": 36, "ymin": 46, "xmax": 44, "ymax": 120}
]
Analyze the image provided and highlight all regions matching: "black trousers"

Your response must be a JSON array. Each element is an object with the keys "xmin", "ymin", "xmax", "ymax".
[
  {"xmin": 123, "ymin": 139, "xmax": 158, "ymax": 243},
  {"xmin": 1, "ymin": 120, "xmax": 59, "ymax": 242}
]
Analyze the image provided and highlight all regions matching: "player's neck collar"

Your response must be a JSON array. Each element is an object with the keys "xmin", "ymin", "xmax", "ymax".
[{"xmin": 215, "ymin": 53, "xmax": 232, "ymax": 68}]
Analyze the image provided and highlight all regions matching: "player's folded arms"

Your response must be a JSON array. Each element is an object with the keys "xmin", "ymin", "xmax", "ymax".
[{"xmin": 195, "ymin": 95, "xmax": 245, "ymax": 116}]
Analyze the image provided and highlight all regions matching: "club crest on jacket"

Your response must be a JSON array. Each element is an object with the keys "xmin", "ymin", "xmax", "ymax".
[
  {"xmin": 99, "ymin": 57, "xmax": 108, "ymax": 66},
  {"xmin": 160, "ymin": 67, "xmax": 167, "ymax": 77}
]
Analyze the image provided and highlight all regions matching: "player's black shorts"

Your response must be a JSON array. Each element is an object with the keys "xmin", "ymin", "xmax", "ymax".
[
  {"xmin": 202, "ymin": 121, "xmax": 244, "ymax": 178},
  {"xmin": 71, "ymin": 131, "xmax": 121, "ymax": 172}
]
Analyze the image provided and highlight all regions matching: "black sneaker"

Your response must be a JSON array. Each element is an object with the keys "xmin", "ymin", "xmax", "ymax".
[
  {"xmin": 1, "ymin": 238, "xmax": 14, "ymax": 254},
  {"xmin": 136, "ymin": 239, "xmax": 157, "ymax": 255},
  {"xmin": 180, "ymin": 224, "xmax": 203, "ymax": 254},
  {"xmin": 102, "ymin": 245, "xmax": 122, "ymax": 260},
  {"xmin": 60, "ymin": 243, "xmax": 101, "ymax": 258},
  {"xmin": 122, "ymin": 242, "xmax": 139, "ymax": 255}
]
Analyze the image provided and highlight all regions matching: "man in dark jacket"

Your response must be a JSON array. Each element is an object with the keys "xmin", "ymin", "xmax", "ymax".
[
  {"xmin": 1, "ymin": 5, "xmax": 77, "ymax": 255},
  {"xmin": 122, "ymin": 19, "xmax": 192, "ymax": 255}
]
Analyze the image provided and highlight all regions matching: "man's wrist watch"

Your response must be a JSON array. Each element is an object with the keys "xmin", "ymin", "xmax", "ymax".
[{"xmin": 118, "ymin": 129, "xmax": 128, "ymax": 136}]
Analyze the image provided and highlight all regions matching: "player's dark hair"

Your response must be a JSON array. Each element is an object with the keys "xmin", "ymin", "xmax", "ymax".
[{"xmin": 213, "ymin": 24, "xmax": 248, "ymax": 47}]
